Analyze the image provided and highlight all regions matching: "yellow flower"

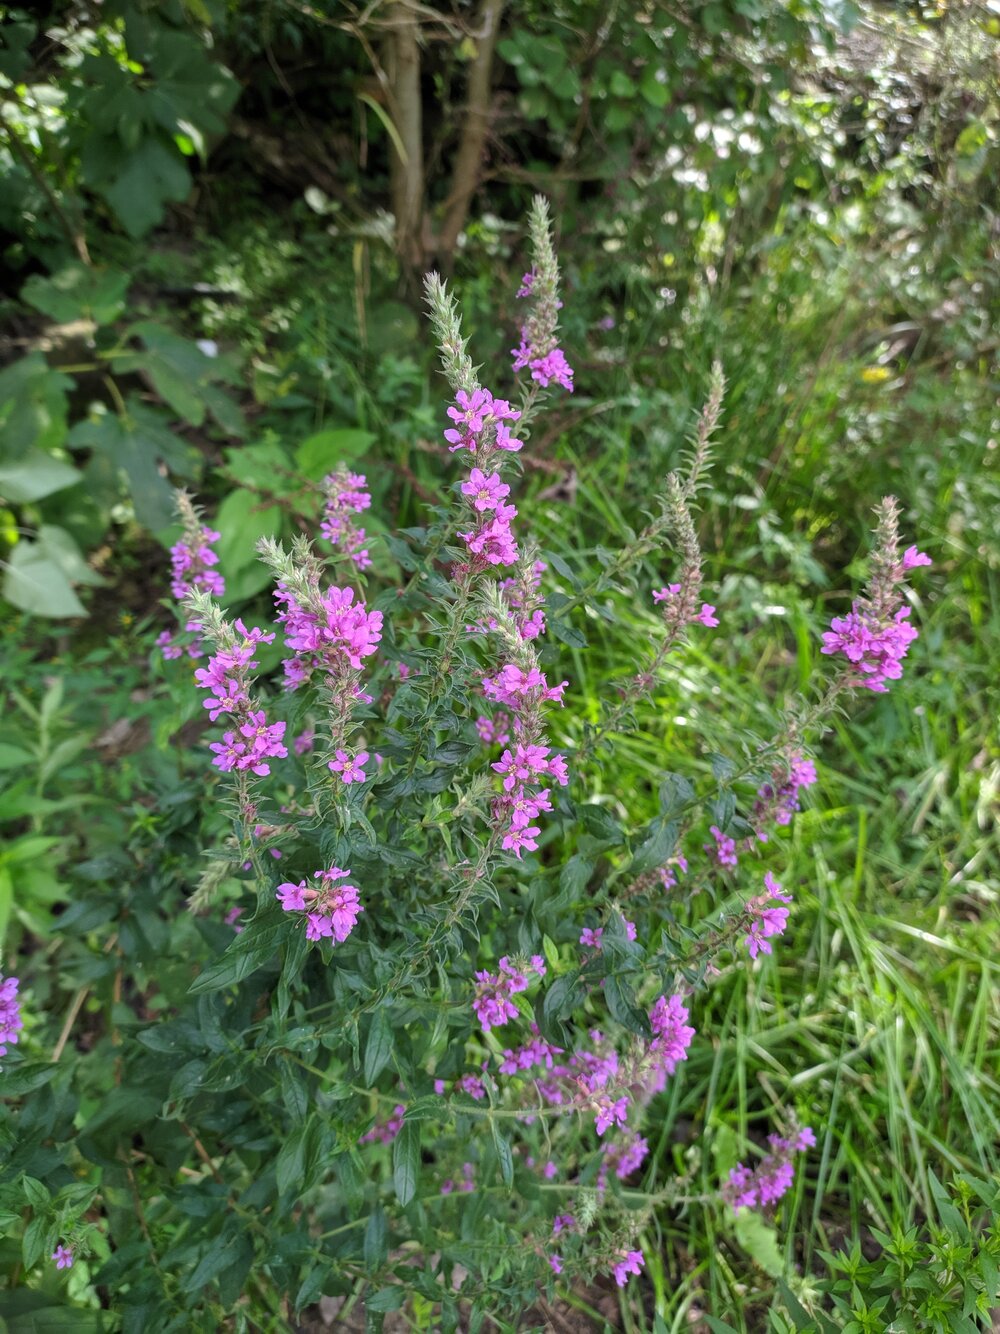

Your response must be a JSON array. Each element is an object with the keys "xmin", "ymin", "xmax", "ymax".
[{"xmin": 860, "ymin": 366, "xmax": 891, "ymax": 384}]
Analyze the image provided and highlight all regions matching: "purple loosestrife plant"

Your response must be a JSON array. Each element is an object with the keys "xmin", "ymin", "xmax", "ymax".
[{"xmin": 155, "ymin": 197, "xmax": 931, "ymax": 1317}]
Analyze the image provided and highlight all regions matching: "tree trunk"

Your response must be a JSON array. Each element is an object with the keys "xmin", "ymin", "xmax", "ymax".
[
  {"xmin": 437, "ymin": 0, "xmax": 505, "ymax": 272},
  {"xmin": 386, "ymin": 1, "xmax": 426, "ymax": 291}
]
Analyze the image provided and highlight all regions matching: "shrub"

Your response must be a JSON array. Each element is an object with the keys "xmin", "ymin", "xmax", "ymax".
[{"xmin": 1, "ymin": 198, "xmax": 936, "ymax": 1328}]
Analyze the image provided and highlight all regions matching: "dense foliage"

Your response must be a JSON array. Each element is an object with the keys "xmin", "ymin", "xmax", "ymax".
[{"xmin": 1, "ymin": 1, "xmax": 998, "ymax": 1330}]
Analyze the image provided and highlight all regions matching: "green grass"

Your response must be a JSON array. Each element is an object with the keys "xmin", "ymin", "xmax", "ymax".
[{"xmin": 508, "ymin": 243, "xmax": 1000, "ymax": 1326}]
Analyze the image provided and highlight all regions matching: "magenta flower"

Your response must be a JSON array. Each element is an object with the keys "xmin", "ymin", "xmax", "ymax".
[
  {"xmin": 647, "ymin": 994, "xmax": 695, "ymax": 1092},
  {"xmin": 745, "ymin": 871, "xmax": 794, "ymax": 960},
  {"xmin": 902, "ymin": 545, "xmax": 931, "ymax": 569},
  {"xmin": 594, "ymin": 1094, "xmax": 629, "ymax": 1136},
  {"xmin": 611, "ymin": 1249, "xmax": 644, "ymax": 1287},
  {"xmin": 723, "ymin": 1123, "xmax": 814, "ymax": 1211},
  {"xmin": 706, "ymin": 824, "xmax": 738, "ymax": 869},
  {"xmin": 0, "ymin": 973, "xmax": 23, "ymax": 1056},
  {"xmin": 328, "ymin": 749, "xmax": 369, "ymax": 783},
  {"xmin": 501, "ymin": 824, "xmax": 541, "ymax": 859},
  {"xmin": 52, "ymin": 1244, "xmax": 74, "ymax": 1269},
  {"xmin": 461, "ymin": 468, "xmax": 510, "ymax": 512},
  {"xmin": 548, "ymin": 1253, "xmax": 563, "ymax": 1275},
  {"xmin": 276, "ymin": 880, "xmax": 311, "ymax": 911},
  {"xmin": 294, "ymin": 728, "xmax": 315, "ymax": 755},
  {"xmin": 475, "ymin": 712, "xmax": 511, "ymax": 747},
  {"xmin": 360, "ymin": 1104, "xmax": 406, "ymax": 1145},
  {"xmin": 821, "ymin": 603, "xmax": 918, "ymax": 692}
]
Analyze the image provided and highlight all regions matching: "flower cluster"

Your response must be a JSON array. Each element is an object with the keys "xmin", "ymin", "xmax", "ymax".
[
  {"xmin": 510, "ymin": 204, "xmax": 575, "ymax": 394},
  {"xmin": 448, "ymin": 393, "xmax": 524, "ymax": 568},
  {"xmin": 579, "ymin": 915, "xmax": 637, "ymax": 952},
  {"xmin": 645, "ymin": 993, "xmax": 696, "ymax": 1093},
  {"xmin": 0, "ymin": 971, "xmax": 23, "ymax": 1056},
  {"xmin": 194, "ymin": 620, "xmax": 288, "ymax": 777},
  {"xmin": 276, "ymin": 866, "xmax": 363, "ymax": 944},
  {"xmin": 600, "ymin": 1129, "xmax": 649, "ymax": 1184},
  {"xmin": 705, "ymin": 824, "xmax": 738, "ymax": 870},
  {"xmin": 320, "ymin": 468, "xmax": 372, "ymax": 570},
  {"xmin": 158, "ymin": 497, "xmax": 226, "ymax": 659},
  {"xmin": 472, "ymin": 956, "xmax": 546, "ymax": 1032},
  {"xmin": 724, "ymin": 1126, "xmax": 816, "ymax": 1211},
  {"xmin": 821, "ymin": 604, "xmax": 919, "ymax": 692},
  {"xmin": 360, "ymin": 1104, "xmax": 405, "ymax": 1145},
  {"xmin": 822, "ymin": 506, "xmax": 931, "ymax": 693},
  {"xmin": 652, "ymin": 582, "xmax": 719, "ymax": 629},
  {"xmin": 274, "ymin": 580, "xmax": 383, "ymax": 692},
  {"xmin": 169, "ymin": 516, "xmax": 224, "ymax": 602},
  {"xmin": 744, "ymin": 872, "xmax": 793, "ymax": 960},
  {"xmin": 752, "ymin": 751, "xmax": 817, "ymax": 840}
]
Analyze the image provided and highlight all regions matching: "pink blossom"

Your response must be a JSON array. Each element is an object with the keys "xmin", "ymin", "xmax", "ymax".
[
  {"xmin": 461, "ymin": 468, "xmax": 511, "ymax": 512},
  {"xmin": 706, "ymin": 824, "xmax": 738, "ymax": 869},
  {"xmin": 328, "ymin": 749, "xmax": 369, "ymax": 784},
  {"xmin": 821, "ymin": 603, "xmax": 919, "ymax": 692},
  {"xmin": 51, "ymin": 1244, "xmax": 74, "ymax": 1270},
  {"xmin": 0, "ymin": 973, "xmax": 23, "ymax": 1056},
  {"xmin": 611, "ymin": 1249, "xmax": 644, "ymax": 1287},
  {"xmin": 902, "ymin": 545, "xmax": 931, "ymax": 569},
  {"xmin": 276, "ymin": 880, "xmax": 311, "ymax": 911}
]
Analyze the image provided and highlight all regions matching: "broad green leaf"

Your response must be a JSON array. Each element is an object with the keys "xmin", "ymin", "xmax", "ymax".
[
  {"xmin": 34, "ymin": 526, "xmax": 105, "ymax": 588},
  {"xmin": 0, "ymin": 453, "xmax": 82, "ymax": 503},
  {"xmin": 0, "ymin": 354, "xmax": 72, "ymax": 460},
  {"xmin": 734, "ymin": 1209, "xmax": 784, "ymax": 1277},
  {"xmin": 188, "ymin": 912, "xmax": 289, "ymax": 994},
  {"xmin": 3, "ymin": 543, "xmax": 86, "ymax": 618},
  {"xmin": 70, "ymin": 402, "xmax": 197, "ymax": 530},
  {"xmin": 295, "ymin": 428, "xmax": 376, "ymax": 480},
  {"xmin": 21, "ymin": 264, "xmax": 129, "ymax": 326},
  {"xmin": 100, "ymin": 136, "xmax": 191, "ymax": 238},
  {"xmin": 214, "ymin": 489, "xmax": 282, "ymax": 576}
]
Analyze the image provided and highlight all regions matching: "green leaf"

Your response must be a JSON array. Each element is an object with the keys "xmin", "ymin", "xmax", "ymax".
[
  {"xmin": 777, "ymin": 1278, "xmax": 818, "ymax": 1331},
  {"xmin": 214, "ymin": 489, "xmax": 282, "ymax": 576},
  {"xmin": 640, "ymin": 67, "xmax": 670, "ymax": 108},
  {"xmin": 188, "ymin": 912, "xmax": 289, "ymax": 994},
  {"xmin": 70, "ymin": 403, "xmax": 197, "ymax": 530},
  {"xmin": 34, "ymin": 526, "xmax": 105, "ymax": 588},
  {"xmin": 21, "ymin": 264, "xmax": 130, "ymax": 327},
  {"xmin": 603, "ymin": 974, "xmax": 650, "ymax": 1037},
  {"xmin": 181, "ymin": 1230, "xmax": 253, "ymax": 1295},
  {"xmin": 392, "ymin": 1118, "xmax": 420, "ymax": 1207},
  {"xmin": 0, "ymin": 354, "xmax": 72, "ymax": 460},
  {"xmin": 550, "ymin": 619, "xmax": 587, "ymax": 649},
  {"xmin": 490, "ymin": 1120, "xmax": 514, "ymax": 1189},
  {"xmin": 0, "ymin": 453, "xmax": 82, "ymax": 503},
  {"xmin": 734, "ymin": 1209, "xmax": 784, "ymax": 1277},
  {"xmin": 364, "ymin": 1006, "xmax": 394, "ymax": 1086},
  {"xmin": 113, "ymin": 322, "xmax": 224, "ymax": 426},
  {"xmin": 21, "ymin": 1176, "xmax": 49, "ymax": 1209},
  {"xmin": 100, "ymin": 137, "xmax": 191, "ymax": 238},
  {"xmin": 3, "ymin": 542, "xmax": 86, "ymax": 618},
  {"xmin": 367, "ymin": 1287, "xmax": 405, "ymax": 1313},
  {"xmin": 276, "ymin": 1119, "xmax": 314, "ymax": 1197},
  {"xmin": 22, "ymin": 1214, "xmax": 51, "ymax": 1270},
  {"xmin": 295, "ymin": 428, "xmax": 376, "ymax": 480},
  {"xmin": 364, "ymin": 1205, "xmax": 389, "ymax": 1270}
]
